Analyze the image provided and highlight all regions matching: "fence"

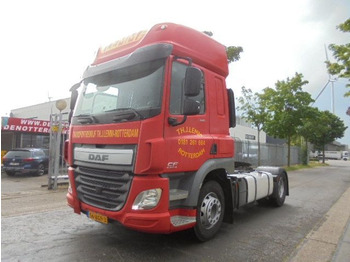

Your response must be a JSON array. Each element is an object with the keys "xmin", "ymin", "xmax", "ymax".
[{"xmin": 234, "ymin": 140, "xmax": 301, "ymax": 167}]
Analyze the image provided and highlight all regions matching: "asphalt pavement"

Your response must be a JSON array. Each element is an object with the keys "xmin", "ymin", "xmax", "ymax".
[{"xmin": 1, "ymin": 160, "xmax": 350, "ymax": 261}]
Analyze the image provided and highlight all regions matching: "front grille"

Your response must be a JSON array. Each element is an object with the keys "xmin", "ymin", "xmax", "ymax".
[{"xmin": 74, "ymin": 166, "xmax": 133, "ymax": 211}]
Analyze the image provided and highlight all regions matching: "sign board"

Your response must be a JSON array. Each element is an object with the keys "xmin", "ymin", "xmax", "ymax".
[
  {"xmin": 245, "ymin": 134, "xmax": 256, "ymax": 140},
  {"xmin": 1, "ymin": 117, "xmax": 68, "ymax": 134}
]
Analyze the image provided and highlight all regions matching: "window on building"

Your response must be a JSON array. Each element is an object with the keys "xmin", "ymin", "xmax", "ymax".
[{"xmin": 20, "ymin": 134, "xmax": 49, "ymax": 148}]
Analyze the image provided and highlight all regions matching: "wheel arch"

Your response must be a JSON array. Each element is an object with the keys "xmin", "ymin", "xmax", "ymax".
[
  {"xmin": 203, "ymin": 169, "xmax": 234, "ymax": 223},
  {"xmin": 183, "ymin": 158, "xmax": 235, "ymax": 223},
  {"xmin": 256, "ymin": 166, "xmax": 289, "ymax": 196}
]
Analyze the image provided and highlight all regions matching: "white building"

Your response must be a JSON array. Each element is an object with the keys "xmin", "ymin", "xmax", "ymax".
[
  {"xmin": 2, "ymin": 99, "xmax": 70, "ymax": 151},
  {"xmin": 10, "ymin": 99, "xmax": 71, "ymax": 122},
  {"xmin": 230, "ymin": 117, "xmax": 266, "ymax": 144}
]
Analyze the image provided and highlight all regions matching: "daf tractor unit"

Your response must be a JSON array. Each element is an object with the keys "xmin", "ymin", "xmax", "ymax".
[{"xmin": 65, "ymin": 23, "xmax": 288, "ymax": 241}]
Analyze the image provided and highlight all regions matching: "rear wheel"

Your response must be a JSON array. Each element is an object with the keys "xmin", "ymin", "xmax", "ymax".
[
  {"xmin": 193, "ymin": 180, "xmax": 225, "ymax": 241},
  {"xmin": 271, "ymin": 172, "xmax": 287, "ymax": 207}
]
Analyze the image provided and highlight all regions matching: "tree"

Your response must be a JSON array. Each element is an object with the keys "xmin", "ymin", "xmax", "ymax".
[
  {"xmin": 202, "ymin": 31, "xmax": 243, "ymax": 64},
  {"xmin": 226, "ymin": 46, "xmax": 243, "ymax": 63},
  {"xmin": 307, "ymin": 110, "xmax": 347, "ymax": 163},
  {"xmin": 297, "ymin": 107, "xmax": 322, "ymax": 164},
  {"xmin": 260, "ymin": 73, "xmax": 314, "ymax": 166},
  {"xmin": 237, "ymin": 86, "xmax": 268, "ymax": 165},
  {"xmin": 327, "ymin": 18, "xmax": 350, "ymax": 97}
]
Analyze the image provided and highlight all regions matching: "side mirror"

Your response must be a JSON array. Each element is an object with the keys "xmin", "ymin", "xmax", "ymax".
[
  {"xmin": 69, "ymin": 82, "xmax": 80, "ymax": 110},
  {"xmin": 168, "ymin": 99, "xmax": 200, "ymax": 126},
  {"xmin": 69, "ymin": 82, "xmax": 81, "ymax": 123},
  {"xmin": 70, "ymin": 89, "xmax": 78, "ymax": 111},
  {"xmin": 168, "ymin": 67, "xmax": 202, "ymax": 127},
  {"xmin": 183, "ymin": 98, "xmax": 200, "ymax": 115},
  {"xmin": 184, "ymin": 67, "xmax": 201, "ymax": 97}
]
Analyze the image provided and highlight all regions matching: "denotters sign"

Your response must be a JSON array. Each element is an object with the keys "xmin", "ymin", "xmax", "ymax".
[{"xmin": 1, "ymin": 117, "xmax": 68, "ymax": 134}]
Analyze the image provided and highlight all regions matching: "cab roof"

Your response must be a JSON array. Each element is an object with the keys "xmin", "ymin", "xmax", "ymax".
[{"xmin": 93, "ymin": 23, "xmax": 229, "ymax": 77}]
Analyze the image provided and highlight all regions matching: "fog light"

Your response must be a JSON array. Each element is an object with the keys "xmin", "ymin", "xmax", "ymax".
[{"xmin": 132, "ymin": 189, "xmax": 162, "ymax": 210}]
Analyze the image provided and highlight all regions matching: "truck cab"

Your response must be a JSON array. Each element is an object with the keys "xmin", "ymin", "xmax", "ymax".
[{"xmin": 66, "ymin": 23, "xmax": 288, "ymax": 241}]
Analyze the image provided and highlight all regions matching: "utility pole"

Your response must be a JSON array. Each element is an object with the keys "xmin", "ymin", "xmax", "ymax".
[{"xmin": 48, "ymin": 100, "xmax": 67, "ymax": 189}]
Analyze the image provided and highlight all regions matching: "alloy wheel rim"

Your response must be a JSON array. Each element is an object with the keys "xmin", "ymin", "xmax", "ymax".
[{"xmin": 200, "ymin": 192, "xmax": 222, "ymax": 229}]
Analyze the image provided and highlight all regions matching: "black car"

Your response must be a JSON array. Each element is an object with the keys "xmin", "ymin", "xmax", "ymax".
[{"xmin": 2, "ymin": 148, "xmax": 49, "ymax": 176}]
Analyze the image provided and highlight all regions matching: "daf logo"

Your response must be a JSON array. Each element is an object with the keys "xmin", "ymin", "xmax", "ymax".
[{"xmin": 88, "ymin": 154, "xmax": 109, "ymax": 161}]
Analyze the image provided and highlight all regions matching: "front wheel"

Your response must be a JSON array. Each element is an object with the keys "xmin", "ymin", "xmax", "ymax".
[
  {"xmin": 193, "ymin": 180, "xmax": 225, "ymax": 242},
  {"xmin": 6, "ymin": 171, "xmax": 15, "ymax": 176}
]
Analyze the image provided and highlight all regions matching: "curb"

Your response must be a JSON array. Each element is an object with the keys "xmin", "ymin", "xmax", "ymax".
[{"xmin": 332, "ymin": 216, "xmax": 350, "ymax": 262}]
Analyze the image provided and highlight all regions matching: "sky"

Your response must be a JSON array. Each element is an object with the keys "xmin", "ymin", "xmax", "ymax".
[{"xmin": 0, "ymin": 0, "xmax": 349, "ymax": 146}]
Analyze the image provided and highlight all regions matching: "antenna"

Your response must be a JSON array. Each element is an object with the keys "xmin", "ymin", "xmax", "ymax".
[
  {"xmin": 312, "ymin": 44, "xmax": 337, "ymax": 114},
  {"xmin": 48, "ymin": 92, "xmax": 52, "ymax": 102}
]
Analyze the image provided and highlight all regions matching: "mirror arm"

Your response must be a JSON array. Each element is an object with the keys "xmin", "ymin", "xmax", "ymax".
[{"xmin": 168, "ymin": 116, "xmax": 187, "ymax": 127}]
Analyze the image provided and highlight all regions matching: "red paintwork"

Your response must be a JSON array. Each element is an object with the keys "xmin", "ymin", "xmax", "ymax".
[
  {"xmin": 67, "ymin": 23, "xmax": 234, "ymax": 234},
  {"xmin": 93, "ymin": 23, "xmax": 228, "ymax": 78}
]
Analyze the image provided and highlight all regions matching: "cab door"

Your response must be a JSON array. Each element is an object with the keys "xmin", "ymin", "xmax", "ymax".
[{"xmin": 163, "ymin": 59, "xmax": 213, "ymax": 173}]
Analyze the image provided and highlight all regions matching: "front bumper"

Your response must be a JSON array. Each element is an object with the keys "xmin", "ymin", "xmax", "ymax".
[{"xmin": 66, "ymin": 167, "xmax": 196, "ymax": 233}]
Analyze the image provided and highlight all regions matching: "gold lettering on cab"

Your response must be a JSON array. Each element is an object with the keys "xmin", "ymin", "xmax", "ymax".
[
  {"xmin": 73, "ymin": 129, "xmax": 139, "ymax": 139},
  {"xmin": 175, "ymin": 126, "xmax": 206, "ymax": 159},
  {"xmin": 101, "ymin": 31, "xmax": 147, "ymax": 53}
]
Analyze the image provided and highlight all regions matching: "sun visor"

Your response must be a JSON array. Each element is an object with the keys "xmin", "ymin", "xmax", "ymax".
[{"xmin": 83, "ymin": 43, "xmax": 173, "ymax": 79}]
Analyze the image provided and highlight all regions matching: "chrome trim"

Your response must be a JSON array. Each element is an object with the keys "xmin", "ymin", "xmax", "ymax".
[{"xmin": 74, "ymin": 147, "xmax": 133, "ymax": 165}]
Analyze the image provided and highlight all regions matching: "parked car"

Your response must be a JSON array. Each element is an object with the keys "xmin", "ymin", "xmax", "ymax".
[{"xmin": 2, "ymin": 148, "xmax": 49, "ymax": 176}]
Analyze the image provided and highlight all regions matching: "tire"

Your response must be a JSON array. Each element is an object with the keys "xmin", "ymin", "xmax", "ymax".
[
  {"xmin": 193, "ymin": 180, "xmax": 225, "ymax": 241},
  {"xmin": 6, "ymin": 171, "xmax": 15, "ymax": 176},
  {"xmin": 271, "ymin": 172, "xmax": 287, "ymax": 207},
  {"xmin": 36, "ymin": 164, "xmax": 45, "ymax": 176}
]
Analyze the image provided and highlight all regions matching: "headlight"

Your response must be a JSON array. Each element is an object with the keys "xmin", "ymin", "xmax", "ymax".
[{"xmin": 132, "ymin": 189, "xmax": 162, "ymax": 210}]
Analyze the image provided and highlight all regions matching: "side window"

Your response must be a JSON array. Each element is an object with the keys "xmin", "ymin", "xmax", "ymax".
[
  {"xmin": 170, "ymin": 61, "xmax": 205, "ymax": 115},
  {"xmin": 33, "ymin": 151, "xmax": 45, "ymax": 157}
]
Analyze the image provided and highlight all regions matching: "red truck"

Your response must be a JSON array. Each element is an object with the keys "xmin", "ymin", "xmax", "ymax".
[{"xmin": 66, "ymin": 23, "xmax": 288, "ymax": 241}]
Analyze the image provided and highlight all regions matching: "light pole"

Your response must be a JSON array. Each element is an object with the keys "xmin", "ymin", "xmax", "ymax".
[{"xmin": 48, "ymin": 99, "xmax": 67, "ymax": 189}]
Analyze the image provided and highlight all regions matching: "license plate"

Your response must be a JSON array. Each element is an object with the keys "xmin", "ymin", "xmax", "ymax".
[
  {"xmin": 9, "ymin": 162, "xmax": 19, "ymax": 166},
  {"xmin": 89, "ymin": 211, "xmax": 108, "ymax": 224}
]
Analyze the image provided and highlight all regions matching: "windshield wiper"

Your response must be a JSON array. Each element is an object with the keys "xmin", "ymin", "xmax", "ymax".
[
  {"xmin": 75, "ymin": 114, "xmax": 96, "ymax": 124},
  {"xmin": 106, "ymin": 108, "xmax": 145, "ymax": 122}
]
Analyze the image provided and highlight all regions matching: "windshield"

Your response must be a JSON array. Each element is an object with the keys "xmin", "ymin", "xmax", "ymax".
[{"xmin": 73, "ymin": 59, "xmax": 165, "ymax": 124}]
